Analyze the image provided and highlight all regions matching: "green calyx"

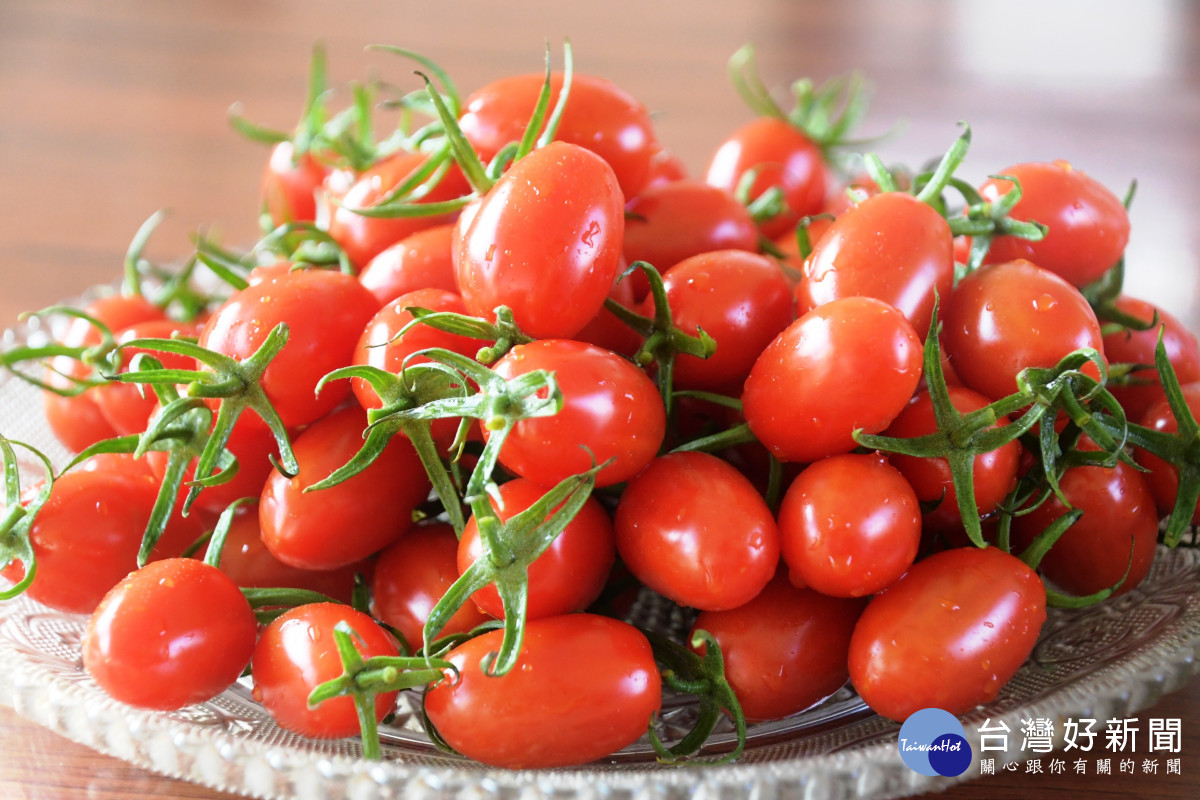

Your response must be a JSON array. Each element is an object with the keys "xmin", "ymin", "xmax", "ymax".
[{"xmin": 0, "ymin": 435, "xmax": 55, "ymax": 601}]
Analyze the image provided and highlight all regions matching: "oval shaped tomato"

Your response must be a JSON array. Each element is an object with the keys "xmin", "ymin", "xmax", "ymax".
[
  {"xmin": 798, "ymin": 191, "xmax": 954, "ymax": 338},
  {"xmin": 572, "ymin": 271, "xmax": 644, "ymax": 358},
  {"xmin": 692, "ymin": 573, "xmax": 866, "ymax": 721},
  {"xmin": 454, "ymin": 142, "xmax": 625, "ymax": 339},
  {"xmin": 615, "ymin": 451, "xmax": 779, "ymax": 611},
  {"xmin": 654, "ymin": 250, "xmax": 795, "ymax": 391},
  {"xmin": 93, "ymin": 318, "xmax": 202, "ymax": 436},
  {"xmin": 705, "ymin": 116, "xmax": 826, "ymax": 239},
  {"xmin": 458, "ymin": 478, "xmax": 615, "ymax": 620},
  {"xmin": 261, "ymin": 141, "xmax": 330, "ymax": 227},
  {"xmin": 848, "ymin": 546, "xmax": 1046, "ymax": 721},
  {"xmin": 259, "ymin": 406, "xmax": 430, "ymax": 570},
  {"xmin": 777, "ymin": 453, "xmax": 921, "ymax": 597},
  {"xmin": 1136, "ymin": 383, "xmax": 1200, "ymax": 524},
  {"xmin": 980, "ymin": 160, "xmax": 1130, "ymax": 287},
  {"xmin": 83, "ymin": 558, "xmax": 256, "ymax": 710},
  {"xmin": 199, "ymin": 268, "xmax": 380, "ymax": 429},
  {"xmin": 424, "ymin": 613, "xmax": 660, "ymax": 768},
  {"xmin": 459, "ymin": 71, "xmax": 658, "ymax": 199},
  {"xmin": 742, "ymin": 296, "xmax": 923, "ymax": 464},
  {"xmin": 1102, "ymin": 296, "xmax": 1200, "ymax": 421},
  {"xmin": 943, "ymin": 259, "xmax": 1107, "ymax": 401},
  {"xmin": 251, "ymin": 603, "xmax": 400, "ymax": 738},
  {"xmin": 357, "ymin": 223, "xmax": 457, "ymax": 306},
  {"xmin": 489, "ymin": 339, "xmax": 665, "ymax": 489}
]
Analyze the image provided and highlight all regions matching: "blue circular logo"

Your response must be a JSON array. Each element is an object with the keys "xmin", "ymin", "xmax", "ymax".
[{"xmin": 897, "ymin": 708, "xmax": 972, "ymax": 776}]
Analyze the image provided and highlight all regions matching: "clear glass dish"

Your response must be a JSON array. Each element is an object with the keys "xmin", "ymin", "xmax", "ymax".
[{"xmin": 1, "ymin": 292, "xmax": 1198, "ymax": 800}]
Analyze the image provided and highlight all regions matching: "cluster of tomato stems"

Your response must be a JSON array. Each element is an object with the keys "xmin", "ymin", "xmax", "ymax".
[{"xmin": 2, "ymin": 45, "xmax": 1197, "ymax": 764}]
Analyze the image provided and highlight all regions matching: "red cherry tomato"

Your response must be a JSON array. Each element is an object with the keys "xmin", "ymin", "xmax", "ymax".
[
  {"xmin": 459, "ymin": 72, "xmax": 658, "ymax": 199},
  {"xmin": 777, "ymin": 453, "xmax": 921, "ymax": 597},
  {"xmin": 371, "ymin": 523, "xmax": 490, "ymax": 651},
  {"xmin": 642, "ymin": 145, "xmax": 690, "ymax": 189},
  {"xmin": 1102, "ymin": 296, "xmax": 1200, "ymax": 421},
  {"xmin": 615, "ymin": 451, "xmax": 779, "ymax": 611},
  {"xmin": 798, "ymin": 192, "xmax": 954, "ymax": 337},
  {"xmin": 93, "ymin": 318, "xmax": 202, "ymax": 436},
  {"xmin": 943, "ymin": 259, "xmax": 1107, "ymax": 401},
  {"xmin": 251, "ymin": 603, "xmax": 400, "ymax": 738},
  {"xmin": 458, "ymin": 478, "xmax": 615, "ymax": 620},
  {"xmin": 1136, "ymin": 384, "xmax": 1200, "ymax": 524},
  {"xmin": 653, "ymin": 250, "xmax": 795, "ymax": 390},
  {"xmin": 691, "ymin": 573, "xmax": 866, "ymax": 721},
  {"xmin": 357, "ymin": 223, "xmax": 457, "ymax": 307},
  {"xmin": 848, "ymin": 546, "xmax": 1046, "ymax": 721},
  {"xmin": 261, "ymin": 141, "xmax": 330, "ymax": 227},
  {"xmin": 199, "ymin": 268, "xmax": 380, "ymax": 429},
  {"xmin": 742, "ymin": 296, "xmax": 923, "ymax": 464},
  {"xmin": 424, "ymin": 614, "xmax": 661, "ymax": 768},
  {"xmin": 489, "ymin": 339, "xmax": 665, "ymax": 489},
  {"xmin": 980, "ymin": 161, "xmax": 1130, "ymax": 287},
  {"xmin": 83, "ymin": 558, "xmax": 256, "ymax": 710},
  {"xmin": 259, "ymin": 406, "xmax": 430, "ymax": 570},
  {"xmin": 572, "ymin": 271, "xmax": 644, "ymax": 358},
  {"xmin": 454, "ymin": 142, "xmax": 625, "ymax": 339},
  {"xmin": 706, "ymin": 116, "xmax": 826, "ymax": 239}
]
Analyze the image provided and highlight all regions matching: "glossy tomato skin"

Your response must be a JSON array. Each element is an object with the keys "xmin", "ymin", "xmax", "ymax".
[
  {"xmin": 1011, "ymin": 458, "xmax": 1158, "ymax": 597},
  {"xmin": 1102, "ymin": 296, "xmax": 1200, "ymax": 421},
  {"xmin": 706, "ymin": 117, "xmax": 826, "ymax": 240},
  {"xmin": 3, "ymin": 463, "xmax": 210, "ymax": 614},
  {"xmin": 615, "ymin": 451, "xmax": 779, "ymax": 611},
  {"xmin": 458, "ymin": 478, "xmax": 615, "ymax": 620},
  {"xmin": 252, "ymin": 603, "xmax": 400, "ymax": 738},
  {"xmin": 943, "ymin": 259, "xmax": 1107, "ymax": 401},
  {"xmin": 692, "ymin": 573, "xmax": 867, "ymax": 721},
  {"xmin": 459, "ymin": 72, "xmax": 658, "ymax": 199},
  {"xmin": 454, "ymin": 142, "xmax": 625, "ymax": 339},
  {"xmin": 883, "ymin": 387, "xmax": 1021, "ymax": 532},
  {"xmin": 424, "ymin": 614, "xmax": 661, "ymax": 768},
  {"xmin": 848, "ymin": 546, "xmax": 1047, "ymax": 721},
  {"xmin": 93, "ymin": 318, "xmax": 202, "ymax": 436},
  {"xmin": 980, "ymin": 161, "xmax": 1130, "ymax": 287},
  {"xmin": 83, "ymin": 558, "xmax": 256, "ymax": 710},
  {"xmin": 261, "ymin": 141, "xmax": 329, "ymax": 227},
  {"xmin": 742, "ymin": 296, "xmax": 923, "ymax": 464},
  {"xmin": 489, "ymin": 340, "xmax": 665, "ymax": 489},
  {"xmin": 357, "ymin": 223, "xmax": 457, "ymax": 306},
  {"xmin": 199, "ymin": 269, "xmax": 380, "ymax": 429},
  {"xmin": 372, "ymin": 523, "xmax": 490, "ymax": 650},
  {"xmin": 259, "ymin": 406, "xmax": 430, "ymax": 571},
  {"xmin": 1136, "ymin": 384, "xmax": 1200, "ymax": 524},
  {"xmin": 654, "ymin": 250, "xmax": 795, "ymax": 390},
  {"xmin": 798, "ymin": 192, "xmax": 955, "ymax": 338},
  {"xmin": 327, "ymin": 151, "xmax": 469, "ymax": 270},
  {"xmin": 777, "ymin": 453, "xmax": 921, "ymax": 597}
]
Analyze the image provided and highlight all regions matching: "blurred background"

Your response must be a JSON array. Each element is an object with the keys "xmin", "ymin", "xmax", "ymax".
[{"xmin": 2, "ymin": 0, "xmax": 1199, "ymax": 327}]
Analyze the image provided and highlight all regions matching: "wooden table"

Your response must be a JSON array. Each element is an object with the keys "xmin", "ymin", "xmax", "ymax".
[{"xmin": 1, "ymin": 1, "xmax": 1198, "ymax": 798}]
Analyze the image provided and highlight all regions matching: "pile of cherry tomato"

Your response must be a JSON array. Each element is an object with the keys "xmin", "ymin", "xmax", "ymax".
[{"xmin": 2, "ymin": 42, "xmax": 1198, "ymax": 769}]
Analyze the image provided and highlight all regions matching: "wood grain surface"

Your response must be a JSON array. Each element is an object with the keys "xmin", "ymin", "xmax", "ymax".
[{"xmin": 1, "ymin": 1, "xmax": 1198, "ymax": 798}]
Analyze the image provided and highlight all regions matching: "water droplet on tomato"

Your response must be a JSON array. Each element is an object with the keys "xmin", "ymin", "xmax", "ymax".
[{"xmin": 1033, "ymin": 293, "xmax": 1058, "ymax": 312}]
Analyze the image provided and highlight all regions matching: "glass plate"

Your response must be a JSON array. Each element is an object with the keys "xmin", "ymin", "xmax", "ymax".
[{"xmin": 2, "ymin": 292, "xmax": 1199, "ymax": 800}]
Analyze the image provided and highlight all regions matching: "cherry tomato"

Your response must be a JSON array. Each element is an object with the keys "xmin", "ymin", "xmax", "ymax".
[
  {"xmin": 622, "ymin": 180, "xmax": 758, "ymax": 300},
  {"xmin": 199, "ymin": 268, "xmax": 380, "ymax": 429},
  {"xmin": 454, "ymin": 142, "xmax": 625, "ymax": 339},
  {"xmin": 1102, "ymin": 296, "xmax": 1200, "ymax": 421},
  {"xmin": 357, "ymin": 223, "xmax": 457, "ymax": 306},
  {"xmin": 980, "ymin": 160, "xmax": 1130, "ymax": 287},
  {"xmin": 572, "ymin": 270, "xmax": 644, "ymax": 358},
  {"xmin": 489, "ymin": 339, "xmax": 665, "ymax": 489},
  {"xmin": 883, "ymin": 386, "xmax": 1021, "ymax": 532},
  {"xmin": 93, "ymin": 318, "xmax": 202, "ymax": 436},
  {"xmin": 458, "ymin": 478, "xmax": 615, "ymax": 620},
  {"xmin": 642, "ymin": 144, "xmax": 689, "ymax": 189},
  {"xmin": 328, "ymin": 151, "xmax": 468, "ymax": 270},
  {"xmin": 459, "ymin": 72, "xmax": 658, "ymax": 199},
  {"xmin": 261, "ymin": 141, "xmax": 330, "ymax": 227},
  {"xmin": 83, "ymin": 558, "xmax": 256, "ymax": 710},
  {"xmin": 371, "ymin": 523, "xmax": 490, "ymax": 651},
  {"xmin": 777, "ymin": 453, "xmax": 921, "ymax": 597},
  {"xmin": 848, "ymin": 546, "xmax": 1046, "ymax": 721},
  {"xmin": 943, "ymin": 259, "xmax": 1107, "ymax": 401},
  {"xmin": 705, "ymin": 116, "xmax": 826, "ymax": 239},
  {"xmin": 652, "ymin": 250, "xmax": 794, "ymax": 390},
  {"xmin": 1011, "ymin": 457, "xmax": 1158, "ymax": 597},
  {"xmin": 424, "ymin": 613, "xmax": 660, "ymax": 768},
  {"xmin": 692, "ymin": 573, "xmax": 866, "ymax": 721},
  {"xmin": 615, "ymin": 451, "xmax": 779, "ymax": 611},
  {"xmin": 251, "ymin": 603, "xmax": 400, "ymax": 738},
  {"xmin": 797, "ymin": 192, "xmax": 954, "ymax": 337},
  {"xmin": 1136, "ymin": 384, "xmax": 1200, "ymax": 524},
  {"xmin": 742, "ymin": 296, "xmax": 923, "ymax": 464},
  {"xmin": 259, "ymin": 406, "xmax": 430, "ymax": 570}
]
